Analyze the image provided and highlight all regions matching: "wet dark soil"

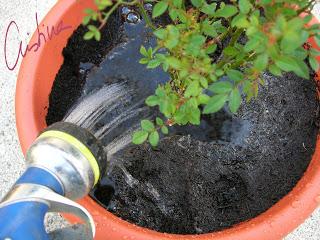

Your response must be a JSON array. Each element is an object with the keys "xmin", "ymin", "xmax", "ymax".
[{"xmin": 46, "ymin": 6, "xmax": 319, "ymax": 235}]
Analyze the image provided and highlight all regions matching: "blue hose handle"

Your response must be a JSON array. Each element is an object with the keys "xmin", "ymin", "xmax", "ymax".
[{"xmin": 0, "ymin": 167, "xmax": 64, "ymax": 240}]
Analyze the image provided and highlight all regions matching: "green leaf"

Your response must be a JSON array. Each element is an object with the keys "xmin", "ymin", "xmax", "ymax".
[
  {"xmin": 145, "ymin": 95, "xmax": 159, "ymax": 106},
  {"xmin": 239, "ymin": 0, "xmax": 252, "ymax": 14},
  {"xmin": 229, "ymin": 88, "xmax": 241, "ymax": 113},
  {"xmin": 201, "ymin": 3, "xmax": 217, "ymax": 16},
  {"xmin": 269, "ymin": 64, "xmax": 282, "ymax": 76},
  {"xmin": 147, "ymin": 59, "xmax": 161, "ymax": 69},
  {"xmin": 198, "ymin": 94, "xmax": 210, "ymax": 104},
  {"xmin": 275, "ymin": 56, "xmax": 296, "ymax": 72},
  {"xmin": 202, "ymin": 20, "xmax": 218, "ymax": 38},
  {"xmin": 223, "ymin": 46, "xmax": 239, "ymax": 57},
  {"xmin": 132, "ymin": 131, "xmax": 148, "ymax": 144},
  {"xmin": 84, "ymin": 31, "xmax": 94, "ymax": 40},
  {"xmin": 226, "ymin": 69, "xmax": 244, "ymax": 82},
  {"xmin": 139, "ymin": 58, "xmax": 149, "ymax": 64},
  {"xmin": 203, "ymin": 94, "xmax": 228, "ymax": 114},
  {"xmin": 173, "ymin": 0, "xmax": 182, "ymax": 8},
  {"xmin": 205, "ymin": 44, "xmax": 217, "ymax": 54},
  {"xmin": 231, "ymin": 14, "xmax": 250, "ymax": 28},
  {"xmin": 161, "ymin": 126, "xmax": 169, "ymax": 134},
  {"xmin": 199, "ymin": 77, "xmax": 208, "ymax": 88},
  {"xmin": 292, "ymin": 59, "xmax": 309, "ymax": 79},
  {"xmin": 85, "ymin": 8, "xmax": 95, "ymax": 15},
  {"xmin": 88, "ymin": 25, "xmax": 99, "ymax": 33},
  {"xmin": 164, "ymin": 26, "xmax": 180, "ymax": 49},
  {"xmin": 315, "ymin": 35, "xmax": 320, "ymax": 47},
  {"xmin": 141, "ymin": 120, "xmax": 155, "ymax": 132},
  {"xmin": 215, "ymin": 5, "xmax": 238, "ymax": 19},
  {"xmin": 209, "ymin": 81, "xmax": 233, "ymax": 94},
  {"xmin": 149, "ymin": 131, "xmax": 160, "ymax": 146},
  {"xmin": 166, "ymin": 56, "xmax": 181, "ymax": 69},
  {"xmin": 244, "ymin": 38, "xmax": 260, "ymax": 52},
  {"xmin": 94, "ymin": 30, "xmax": 101, "ymax": 41},
  {"xmin": 140, "ymin": 46, "xmax": 148, "ymax": 57},
  {"xmin": 184, "ymin": 81, "xmax": 199, "ymax": 98},
  {"xmin": 152, "ymin": 1, "xmax": 168, "ymax": 18},
  {"xmin": 156, "ymin": 117, "xmax": 164, "ymax": 126},
  {"xmin": 154, "ymin": 29, "xmax": 167, "ymax": 40},
  {"xmin": 309, "ymin": 56, "xmax": 319, "ymax": 72},
  {"xmin": 191, "ymin": 0, "xmax": 204, "ymax": 8},
  {"xmin": 254, "ymin": 53, "xmax": 269, "ymax": 71},
  {"xmin": 82, "ymin": 16, "xmax": 91, "ymax": 25}
]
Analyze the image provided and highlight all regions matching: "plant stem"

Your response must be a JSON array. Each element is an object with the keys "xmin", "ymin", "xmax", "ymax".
[
  {"xmin": 99, "ymin": 1, "xmax": 122, "ymax": 30},
  {"xmin": 297, "ymin": 0, "xmax": 317, "ymax": 15},
  {"xmin": 138, "ymin": 2, "xmax": 156, "ymax": 30},
  {"xmin": 230, "ymin": 28, "xmax": 243, "ymax": 46}
]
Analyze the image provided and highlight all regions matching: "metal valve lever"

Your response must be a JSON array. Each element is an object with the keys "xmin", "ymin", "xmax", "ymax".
[{"xmin": 0, "ymin": 183, "xmax": 95, "ymax": 240}]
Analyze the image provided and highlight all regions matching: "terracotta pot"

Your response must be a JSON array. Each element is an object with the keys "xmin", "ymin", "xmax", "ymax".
[{"xmin": 15, "ymin": 1, "xmax": 320, "ymax": 239}]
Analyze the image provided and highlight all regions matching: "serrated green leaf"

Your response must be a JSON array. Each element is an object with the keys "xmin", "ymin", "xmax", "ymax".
[
  {"xmin": 82, "ymin": 16, "xmax": 91, "ymax": 25},
  {"xmin": 254, "ymin": 53, "xmax": 269, "ymax": 71},
  {"xmin": 202, "ymin": 20, "xmax": 218, "ymax": 38},
  {"xmin": 146, "ymin": 95, "xmax": 159, "ymax": 106},
  {"xmin": 269, "ymin": 64, "xmax": 282, "ymax": 76},
  {"xmin": 149, "ymin": 131, "xmax": 160, "ymax": 146},
  {"xmin": 215, "ymin": 5, "xmax": 238, "ymax": 19},
  {"xmin": 315, "ymin": 35, "xmax": 320, "ymax": 47},
  {"xmin": 166, "ymin": 57, "xmax": 181, "ymax": 69},
  {"xmin": 147, "ymin": 59, "xmax": 161, "ymax": 69},
  {"xmin": 191, "ymin": 0, "xmax": 204, "ymax": 7},
  {"xmin": 141, "ymin": 120, "xmax": 155, "ymax": 132},
  {"xmin": 209, "ymin": 81, "xmax": 233, "ymax": 94},
  {"xmin": 309, "ymin": 56, "xmax": 319, "ymax": 72},
  {"xmin": 198, "ymin": 94, "xmax": 210, "ymax": 104},
  {"xmin": 154, "ymin": 29, "xmax": 167, "ymax": 40},
  {"xmin": 201, "ymin": 3, "xmax": 216, "ymax": 16},
  {"xmin": 205, "ymin": 44, "xmax": 217, "ymax": 54},
  {"xmin": 184, "ymin": 81, "xmax": 199, "ymax": 98},
  {"xmin": 152, "ymin": 1, "xmax": 168, "ymax": 18},
  {"xmin": 84, "ymin": 31, "xmax": 94, "ymax": 40},
  {"xmin": 139, "ymin": 58, "xmax": 149, "ymax": 64},
  {"xmin": 226, "ymin": 69, "xmax": 244, "ymax": 82},
  {"xmin": 94, "ymin": 30, "xmax": 101, "ymax": 41},
  {"xmin": 231, "ymin": 14, "xmax": 250, "ymax": 28},
  {"xmin": 132, "ymin": 131, "xmax": 148, "ymax": 144},
  {"xmin": 88, "ymin": 25, "xmax": 99, "ymax": 33},
  {"xmin": 203, "ymin": 94, "xmax": 228, "ymax": 114},
  {"xmin": 173, "ymin": 0, "xmax": 182, "ymax": 8},
  {"xmin": 244, "ymin": 38, "xmax": 260, "ymax": 52},
  {"xmin": 156, "ymin": 117, "xmax": 164, "ymax": 126},
  {"xmin": 275, "ymin": 56, "xmax": 296, "ymax": 72},
  {"xmin": 229, "ymin": 88, "xmax": 241, "ymax": 113},
  {"xmin": 161, "ymin": 126, "xmax": 169, "ymax": 134},
  {"xmin": 292, "ymin": 59, "xmax": 309, "ymax": 79},
  {"xmin": 199, "ymin": 77, "xmax": 208, "ymax": 88},
  {"xmin": 239, "ymin": 0, "xmax": 252, "ymax": 14},
  {"xmin": 140, "ymin": 46, "xmax": 148, "ymax": 57},
  {"xmin": 85, "ymin": 8, "xmax": 95, "ymax": 15}
]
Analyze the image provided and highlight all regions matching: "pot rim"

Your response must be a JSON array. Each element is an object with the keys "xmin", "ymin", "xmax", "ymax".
[{"xmin": 15, "ymin": 1, "xmax": 320, "ymax": 239}]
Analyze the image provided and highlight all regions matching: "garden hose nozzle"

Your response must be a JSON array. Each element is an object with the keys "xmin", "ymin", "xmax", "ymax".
[{"xmin": 0, "ymin": 122, "xmax": 107, "ymax": 240}]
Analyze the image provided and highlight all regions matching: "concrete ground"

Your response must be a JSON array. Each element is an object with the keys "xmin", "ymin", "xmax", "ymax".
[{"xmin": 0, "ymin": 0, "xmax": 319, "ymax": 239}]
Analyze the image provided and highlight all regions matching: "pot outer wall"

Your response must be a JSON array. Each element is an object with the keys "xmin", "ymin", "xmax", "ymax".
[{"xmin": 15, "ymin": 0, "xmax": 320, "ymax": 239}]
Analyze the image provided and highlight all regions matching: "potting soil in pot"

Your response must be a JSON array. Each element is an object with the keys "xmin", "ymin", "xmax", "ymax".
[{"xmin": 46, "ymin": 8, "xmax": 319, "ymax": 234}]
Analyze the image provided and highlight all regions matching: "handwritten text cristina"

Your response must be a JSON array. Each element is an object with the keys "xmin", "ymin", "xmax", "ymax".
[{"xmin": 4, "ymin": 13, "xmax": 72, "ymax": 71}]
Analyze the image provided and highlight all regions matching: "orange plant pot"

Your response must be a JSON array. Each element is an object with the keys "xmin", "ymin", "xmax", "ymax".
[{"xmin": 15, "ymin": 1, "xmax": 320, "ymax": 239}]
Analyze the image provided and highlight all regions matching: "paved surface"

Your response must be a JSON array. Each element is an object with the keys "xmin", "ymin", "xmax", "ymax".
[{"xmin": 0, "ymin": 0, "xmax": 319, "ymax": 238}]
